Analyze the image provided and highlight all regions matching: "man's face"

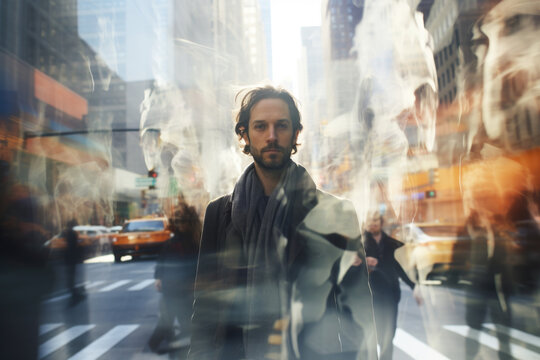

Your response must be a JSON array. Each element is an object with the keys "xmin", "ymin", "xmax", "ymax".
[
  {"xmin": 368, "ymin": 215, "xmax": 382, "ymax": 234},
  {"xmin": 243, "ymin": 98, "xmax": 299, "ymax": 171},
  {"xmin": 477, "ymin": 0, "xmax": 540, "ymax": 140}
]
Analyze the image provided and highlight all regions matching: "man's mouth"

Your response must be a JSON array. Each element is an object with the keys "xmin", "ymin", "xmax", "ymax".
[{"xmin": 263, "ymin": 147, "xmax": 282, "ymax": 153}]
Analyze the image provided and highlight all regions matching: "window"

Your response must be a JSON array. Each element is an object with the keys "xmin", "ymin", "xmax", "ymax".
[
  {"xmin": 27, "ymin": 5, "xmax": 37, "ymax": 33},
  {"xmin": 123, "ymin": 220, "xmax": 165, "ymax": 232}
]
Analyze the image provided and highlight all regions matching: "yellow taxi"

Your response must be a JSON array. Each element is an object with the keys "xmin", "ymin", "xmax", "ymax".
[
  {"xmin": 394, "ymin": 223, "xmax": 470, "ymax": 285},
  {"xmin": 111, "ymin": 217, "xmax": 171, "ymax": 262}
]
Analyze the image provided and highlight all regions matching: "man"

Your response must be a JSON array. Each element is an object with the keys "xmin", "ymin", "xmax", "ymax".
[
  {"xmin": 364, "ymin": 212, "xmax": 422, "ymax": 360},
  {"xmin": 189, "ymin": 86, "xmax": 377, "ymax": 360}
]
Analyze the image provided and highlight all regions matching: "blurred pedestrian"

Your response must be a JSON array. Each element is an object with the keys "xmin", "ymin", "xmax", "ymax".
[
  {"xmin": 148, "ymin": 203, "xmax": 201, "ymax": 353},
  {"xmin": 189, "ymin": 85, "xmax": 377, "ymax": 360},
  {"xmin": 364, "ymin": 211, "xmax": 422, "ymax": 360},
  {"xmin": 463, "ymin": 211, "xmax": 513, "ymax": 359},
  {"xmin": 64, "ymin": 218, "xmax": 86, "ymax": 305},
  {"xmin": 0, "ymin": 153, "xmax": 53, "ymax": 359}
]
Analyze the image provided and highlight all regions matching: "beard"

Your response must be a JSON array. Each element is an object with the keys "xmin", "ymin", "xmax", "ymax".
[{"xmin": 250, "ymin": 143, "xmax": 293, "ymax": 171}]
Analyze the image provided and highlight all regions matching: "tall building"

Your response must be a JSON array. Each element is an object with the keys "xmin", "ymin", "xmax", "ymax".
[
  {"xmin": 258, "ymin": 0, "xmax": 273, "ymax": 80},
  {"xmin": 300, "ymin": 27, "xmax": 324, "ymax": 105},
  {"xmin": 77, "ymin": 1, "xmax": 179, "ymax": 176},
  {"xmin": 132, "ymin": 0, "xmax": 269, "ymax": 202},
  {"xmin": 78, "ymin": 0, "xmax": 173, "ymax": 82},
  {"xmin": 1, "ymin": 0, "xmax": 90, "ymax": 96},
  {"xmin": 78, "ymin": 0, "xmax": 127, "ymax": 79},
  {"xmin": 423, "ymin": 0, "xmax": 497, "ymax": 107},
  {"xmin": 0, "ymin": 0, "xmax": 147, "ymax": 224},
  {"xmin": 0, "ymin": 0, "xmax": 112, "ymax": 224},
  {"xmin": 243, "ymin": 0, "xmax": 268, "ymax": 80},
  {"xmin": 298, "ymin": 26, "xmax": 325, "ymax": 168},
  {"xmin": 322, "ymin": 0, "xmax": 364, "ymax": 118}
]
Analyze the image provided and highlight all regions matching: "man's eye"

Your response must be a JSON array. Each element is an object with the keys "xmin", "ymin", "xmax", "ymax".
[
  {"xmin": 277, "ymin": 123, "xmax": 289, "ymax": 129},
  {"xmin": 254, "ymin": 124, "xmax": 265, "ymax": 130}
]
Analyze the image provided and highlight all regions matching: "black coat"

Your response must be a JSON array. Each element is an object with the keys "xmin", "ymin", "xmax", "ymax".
[
  {"xmin": 189, "ymin": 192, "xmax": 378, "ymax": 360},
  {"xmin": 154, "ymin": 233, "xmax": 198, "ymax": 298},
  {"xmin": 364, "ymin": 231, "xmax": 415, "ymax": 303},
  {"xmin": 64, "ymin": 229, "xmax": 81, "ymax": 265}
]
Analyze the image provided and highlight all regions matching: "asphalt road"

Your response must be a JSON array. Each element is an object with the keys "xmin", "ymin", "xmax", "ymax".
[
  {"xmin": 40, "ymin": 255, "xmax": 182, "ymax": 360},
  {"xmin": 38, "ymin": 255, "xmax": 540, "ymax": 359}
]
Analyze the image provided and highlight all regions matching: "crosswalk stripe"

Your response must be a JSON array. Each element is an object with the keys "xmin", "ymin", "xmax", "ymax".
[
  {"xmin": 67, "ymin": 325, "xmax": 139, "ymax": 360},
  {"xmin": 85, "ymin": 280, "xmax": 105, "ymax": 289},
  {"xmin": 483, "ymin": 323, "xmax": 540, "ymax": 348},
  {"xmin": 128, "ymin": 279, "xmax": 155, "ymax": 291},
  {"xmin": 43, "ymin": 282, "xmax": 103, "ymax": 303},
  {"xmin": 43, "ymin": 293, "xmax": 71, "ymax": 304},
  {"xmin": 39, "ymin": 323, "xmax": 63, "ymax": 335},
  {"xmin": 38, "ymin": 325, "xmax": 96, "ymax": 359},
  {"xmin": 394, "ymin": 328, "xmax": 450, "ymax": 360},
  {"xmin": 99, "ymin": 280, "xmax": 131, "ymax": 292},
  {"xmin": 444, "ymin": 325, "xmax": 540, "ymax": 360}
]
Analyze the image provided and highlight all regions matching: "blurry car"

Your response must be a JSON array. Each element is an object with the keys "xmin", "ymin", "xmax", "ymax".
[
  {"xmin": 108, "ymin": 225, "xmax": 123, "ymax": 233},
  {"xmin": 45, "ymin": 225, "xmax": 111, "ymax": 258},
  {"xmin": 74, "ymin": 225, "xmax": 111, "ymax": 253},
  {"xmin": 111, "ymin": 217, "xmax": 171, "ymax": 262},
  {"xmin": 394, "ymin": 223, "xmax": 470, "ymax": 285}
]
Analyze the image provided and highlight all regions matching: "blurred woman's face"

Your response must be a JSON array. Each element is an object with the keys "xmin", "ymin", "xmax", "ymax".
[{"xmin": 173, "ymin": 211, "xmax": 189, "ymax": 233}]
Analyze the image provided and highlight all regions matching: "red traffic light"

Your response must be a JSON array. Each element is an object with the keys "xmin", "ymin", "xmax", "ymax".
[{"xmin": 147, "ymin": 169, "xmax": 157, "ymax": 189}]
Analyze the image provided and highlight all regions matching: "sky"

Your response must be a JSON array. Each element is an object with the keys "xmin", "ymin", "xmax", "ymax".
[{"xmin": 270, "ymin": 0, "xmax": 322, "ymax": 92}]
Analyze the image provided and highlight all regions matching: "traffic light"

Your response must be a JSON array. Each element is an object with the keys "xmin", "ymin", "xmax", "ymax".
[
  {"xmin": 425, "ymin": 190, "xmax": 436, "ymax": 199},
  {"xmin": 148, "ymin": 169, "xmax": 157, "ymax": 189}
]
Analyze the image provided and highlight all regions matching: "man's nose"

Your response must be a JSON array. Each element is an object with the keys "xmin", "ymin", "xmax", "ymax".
[{"xmin": 267, "ymin": 125, "xmax": 277, "ymax": 142}]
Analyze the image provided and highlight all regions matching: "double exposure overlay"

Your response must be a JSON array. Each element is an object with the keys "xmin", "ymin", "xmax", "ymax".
[{"xmin": 0, "ymin": 0, "xmax": 538, "ymax": 359}]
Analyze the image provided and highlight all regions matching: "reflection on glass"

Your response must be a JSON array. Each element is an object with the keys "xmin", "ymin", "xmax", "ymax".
[{"xmin": 0, "ymin": 0, "xmax": 538, "ymax": 358}]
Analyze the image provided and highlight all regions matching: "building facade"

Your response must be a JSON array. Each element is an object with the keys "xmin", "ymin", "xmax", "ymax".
[{"xmin": 321, "ymin": 0, "xmax": 364, "ymax": 119}]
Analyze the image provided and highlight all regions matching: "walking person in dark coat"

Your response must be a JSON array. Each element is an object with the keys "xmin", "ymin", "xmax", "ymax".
[
  {"xmin": 463, "ymin": 211, "xmax": 514, "ymax": 360},
  {"xmin": 364, "ymin": 211, "xmax": 422, "ymax": 360},
  {"xmin": 148, "ymin": 203, "xmax": 202, "ymax": 353},
  {"xmin": 64, "ymin": 218, "xmax": 86, "ymax": 305}
]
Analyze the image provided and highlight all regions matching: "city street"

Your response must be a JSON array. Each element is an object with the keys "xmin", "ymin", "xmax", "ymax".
[
  {"xmin": 3, "ymin": 0, "xmax": 538, "ymax": 359},
  {"xmin": 39, "ymin": 256, "xmax": 540, "ymax": 360},
  {"xmin": 40, "ymin": 256, "xmax": 185, "ymax": 360}
]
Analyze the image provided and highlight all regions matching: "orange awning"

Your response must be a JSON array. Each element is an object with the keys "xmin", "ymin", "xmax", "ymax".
[{"xmin": 25, "ymin": 137, "xmax": 108, "ymax": 168}]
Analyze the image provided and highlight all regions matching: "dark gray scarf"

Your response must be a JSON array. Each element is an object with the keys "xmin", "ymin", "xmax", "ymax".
[{"xmin": 230, "ymin": 160, "xmax": 316, "ymax": 357}]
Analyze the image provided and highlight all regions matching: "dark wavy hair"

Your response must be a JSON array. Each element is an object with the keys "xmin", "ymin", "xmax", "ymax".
[
  {"xmin": 234, "ymin": 85, "xmax": 303, "ymax": 154},
  {"xmin": 170, "ymin": 203, "xmax": 202, "ymax": 253}
]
